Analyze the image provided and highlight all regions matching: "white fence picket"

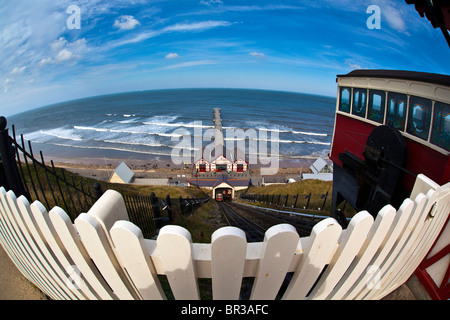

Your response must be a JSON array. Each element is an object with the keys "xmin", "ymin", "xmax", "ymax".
[
  {"xmin": 0, "ymin": 173, "xmax": 448, "ymax": 300},
  {"xmin": 364, "ymin": 192, "xmax": 429, "ymax": 299},
  {"xmin": 74, "ymin": 190, "xmax": 142, "ymax": 300},
  {"xmin": 376, "ymin": 188, "xmax": 441, "ymax": 297},
  {"xmin": 250, "ymin": 224, "xmax": 300, "ymax": 300},
  {"xmin": 156, "ymin": 225, "xmax": 200, "ymax": 300},
  {"xmin": 385, "ymin": 187, "xmax": 450, "ymax": 295},
  {"xmin": 110, "ymin": 220, "xmax": 166, "ymax": 300},
  {"xmin": 29, "ymin": 200, "xmax": 97, "ymax": 299},
  {"xmin": 307, "ymin": 211, "xmax": 374, "ymax": 299},
  {"xmin": 349, "ymin": 198, "xmax": 416, "ymax": 299},
  {"xmin": 15, "ymin": 195, "xmax": 84, "ymax": 300},
  {"xmin": 328, "ymin": 205, "xmax": 397, "ymax": 300},
  {"xmin": 0, "ymin": 189, "xmax": 41, "ymax": 293},
  {"xmin": 84, "ymin": 190, "xmax": 130, "ymax": 248},
  {"xmin": 211, "ymin": 226, "xmax": 247, "ymax": 300},
  {"xmin": 49, "ymin": 206, "xmax": 115, "ymax": 300},
  {"xmin": 75, "ymin": 213, "xmax": 138, "ymax": 300},
  {"xmin": 410, "ymin": 174, "xmax": 440, "ymax": 200},
  {"xmin": 283, "ymin": 218, "xmax": 342, "ymax": 300},
  {"xmin": 0, "ymin": 188, "xmax": 61, "ymax": 299}
]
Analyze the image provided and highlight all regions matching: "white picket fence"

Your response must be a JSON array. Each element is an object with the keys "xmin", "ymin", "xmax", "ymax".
[{"xmin": 0, "ymin": 174, "xmax": 448, "ymax": 300}]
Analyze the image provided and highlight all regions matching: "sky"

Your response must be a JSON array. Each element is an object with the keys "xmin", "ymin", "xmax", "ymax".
[{"xmin": 1, "ymin": 0, "xmax": 449, "ymax": 117}]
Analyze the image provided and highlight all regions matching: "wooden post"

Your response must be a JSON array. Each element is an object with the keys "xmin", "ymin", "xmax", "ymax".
[
  {"xmin": 293, "ymin": 193, "xmax": 299, "ymax": 208},
  {"xmin": 321, "ymin": 191, "xmax": 329, "ymax": 211},
  {"xmin": 93, "ymin": 183, "xmax": 103, "ymax": 201},
  {"xmin": 166, "ymin": 194, "xmax": 173, "ymax": 222},
  {"xmin": 151, "ymin": 192, "xmax": 162, "ymax": 229},
  {"xmin": 305, "ymin": 193, "xmax": 311, "ymax": 210},
  {"xmin": 179, "ymin": 196, "xmax": 185, "ymax": 215},
  {"xmin": 0, "ymin": 116, "xmax": 27, "ymax": 197}
]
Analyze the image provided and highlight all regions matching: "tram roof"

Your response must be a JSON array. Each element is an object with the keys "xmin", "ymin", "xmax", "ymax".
[{"xmin": 338, "ymin": 69, "xmax": 450, "ymax": 87}]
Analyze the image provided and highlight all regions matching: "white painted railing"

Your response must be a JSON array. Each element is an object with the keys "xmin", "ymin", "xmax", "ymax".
[{"xmin": 0, "ymin": 174, "xmax": 448, "ymax": 300}]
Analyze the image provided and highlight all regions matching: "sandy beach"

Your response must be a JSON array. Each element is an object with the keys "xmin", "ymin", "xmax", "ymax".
[{"xmin": 51, "ymin": 155, "xmax": 318, "ymax": 182}]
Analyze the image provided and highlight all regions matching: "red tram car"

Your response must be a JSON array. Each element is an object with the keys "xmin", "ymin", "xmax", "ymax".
[{"xmin": 330, "ymin": 70, "xmax": 450, "ymax": 224}]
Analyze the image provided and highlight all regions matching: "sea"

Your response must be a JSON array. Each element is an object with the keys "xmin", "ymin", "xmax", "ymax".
[{"xmin": 8, "ymin": 88, "xmax": 337, "ymax": 166}]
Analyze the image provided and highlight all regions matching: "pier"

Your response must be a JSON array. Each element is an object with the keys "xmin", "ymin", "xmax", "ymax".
[{"xmin": 213, "ymin": 108, "xmax": 224, "ymax": 148}]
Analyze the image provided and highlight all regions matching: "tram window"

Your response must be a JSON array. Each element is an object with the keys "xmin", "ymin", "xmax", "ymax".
[
  {"xmin": 368, "ymin": 90, "xmax": 385, "ymax": 123},
  {"xmin": 352, "ymin": 88, "xmax": 367, "ymax": 118},
  {"xmin": 339, "ymin": 87, "xmax": 351, "ymax": 113},
  {"xmin": 431, "ymin": 102, "xmax": 450, "ymax": 151},
  {"xmin": 386, "ymin": 92, "xmax": 407, "ymax": 131},
  {"xmin": 407, "ymin": 96, "xmax": 432, "ymax": 141}
]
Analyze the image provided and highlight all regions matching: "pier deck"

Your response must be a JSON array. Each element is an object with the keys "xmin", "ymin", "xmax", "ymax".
[{"xmin": 213, "ymin": 108, "xmax": 224, "ymax": 148}]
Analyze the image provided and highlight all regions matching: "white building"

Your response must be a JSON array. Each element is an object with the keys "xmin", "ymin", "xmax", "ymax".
[
  {"xmin": 302, "ymin": 157, "xmax": 333, "ymax": 181},
  {"xmin": 109, "ymin": 162, "xmax": 134, "ymax": 184}
]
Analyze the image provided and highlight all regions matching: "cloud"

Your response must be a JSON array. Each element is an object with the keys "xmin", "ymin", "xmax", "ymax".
[
  {"xmin": 345, "ymin": 61, "xmax": 362, "ymax": 70},
  {"xmin": 162, "ymin": 20, "xmax": 233, "ymax": 33},
  {"xmin": 249, "ymin": 52, "xmax": 265, "ymax": 58},
  {"xmin": 361, "ymin": 0, "xmax": 407, "ymax": 33},
  {"xmin": 11, "ymin": 66, "xmax": 26, "ymax": 75},
  {"xmin": 196, "ymin": 4, "xmax": 304, "ymax": 13},
  {"xmin": 50, "ymin": 37, "xmax": 68, "ymax": 51},
  {"xmin": 108, "ymin": 20, "xmax": 233, "ymax": 49},
  {"xmin": 165, "ymin": 53, "xmax": 180, "ymax": 59},
  {"xmin": 39, "ymin": 57, "xmax": 53, "ymax": 66},
  {"xmin": 3, "ymin": 78, "xmax": 12, "ymax": 93},
  {"xmin": 114, "ymin": 15, "xmax": 141, "ymax": 31},
  {"xmin": 110, "ymin": 31, "xmax": 159, "ymax": 47},
  {"xmin": 39, "ymin": 38, "xmax": 87, "ymax": 66},
  {"xmin": 382, "ymin": 5, "xmax": 407, "ymax": 33},
  {"xmin": 39, "ymin": 50, "xmax": 75, "ymax": 66},
  {"xmin": 200, "ymin": 0, "xmax": 223, "ymax": 6},
  {"xmin": 55, "ymin": 49, "xmax": 74, "ymax": 62},
  {"xmin": 154, "ymin": 60, "xmax": 217, "ymax": 71}
]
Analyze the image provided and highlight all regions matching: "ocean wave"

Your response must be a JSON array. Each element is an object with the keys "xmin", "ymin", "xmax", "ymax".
[
  {"xmin": 39, "ymin": 128, "xmax": 83, "ymax": 141},
  {"xmin": 76, "ymin": 121, "xmax": 328, "ymax": 140},
  {"xmin": 142, "ymin": 121, "xmax": 214, "ymax": 129},
  {"xmin": 222, "ymin": 126, "xmax": 328, "ymax": 137},
  {"xmin": 27, "ymin": 139, "xmax": 325, "ymax": 160},
  {"xmin": 98, "ymin": 139, "xmax": 199, "ymax": 151},
  {"xmin": 98, "ymin": 139, "xmax": 165, "ymax": 148},
  {"xmin": 253, "ymin": 127, "xmax": 328, "ymax": 137},
  {"xmin": 290, "ymin": 130, "xmax": 328, "ymax": 137},
  {"xmin": 105, "ymin": 113, "xmax": 137, "ymax": 118},
  {"xmin": 36, "ymin": 124, "xmax": 330, "ymax": 147},
  {"xmin": 43, "ymin": 142, "xmax": 174, "ymax": 157},
  {"xmin": 106, "ymin": 114, "xmax": 180, "ymax": 124},
  {"xmin": 224, "ymin": 137, "xmax": 331, "ymax": 146},
  {"xmin": 74, "ymin": 125, "xmax": 109, "ymax": 132},
  {"xmin": 73, "ymin": 125, "xmax": 185, "ymax": 138}
]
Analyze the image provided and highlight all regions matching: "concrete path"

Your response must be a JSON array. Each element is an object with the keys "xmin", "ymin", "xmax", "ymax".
[{"xmin": 0, "ymin": 244, "xmax": 47, "ymax": 300}]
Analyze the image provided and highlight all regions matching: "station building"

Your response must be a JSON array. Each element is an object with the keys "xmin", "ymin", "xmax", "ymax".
[
  {"xmin": 187, "ymin": 174, "xmax": 250, "ymax": 200},
  {"xmin": 191, "ymin": 146, "xmax": 250, "ymax": 200},
  {"xmin": 193, "ymin": 147, "xmax": 248, "ymax": 173}
]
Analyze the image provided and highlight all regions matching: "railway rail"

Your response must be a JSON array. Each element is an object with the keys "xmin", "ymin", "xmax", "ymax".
[{"xmin": 218, "ymin": 201, "xmax": 325, "ymax": 242}]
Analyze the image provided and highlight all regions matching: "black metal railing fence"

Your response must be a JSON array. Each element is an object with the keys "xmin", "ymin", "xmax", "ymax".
[
  {"xmin": 124, "ymin": 193, "xmax": 209, "ymax": 238},
  {"xmin": 0, "ymin": 116, "xmax": 209, "ymax": 238},
  {"xmin": 240, "ymin": 191, "xmax": 332, "ymax": 212}
]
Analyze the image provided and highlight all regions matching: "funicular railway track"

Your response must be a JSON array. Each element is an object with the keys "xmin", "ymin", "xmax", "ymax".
[{"xmin": 218, "ymin": 201, "xmax": 323, "ymax": 242}]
